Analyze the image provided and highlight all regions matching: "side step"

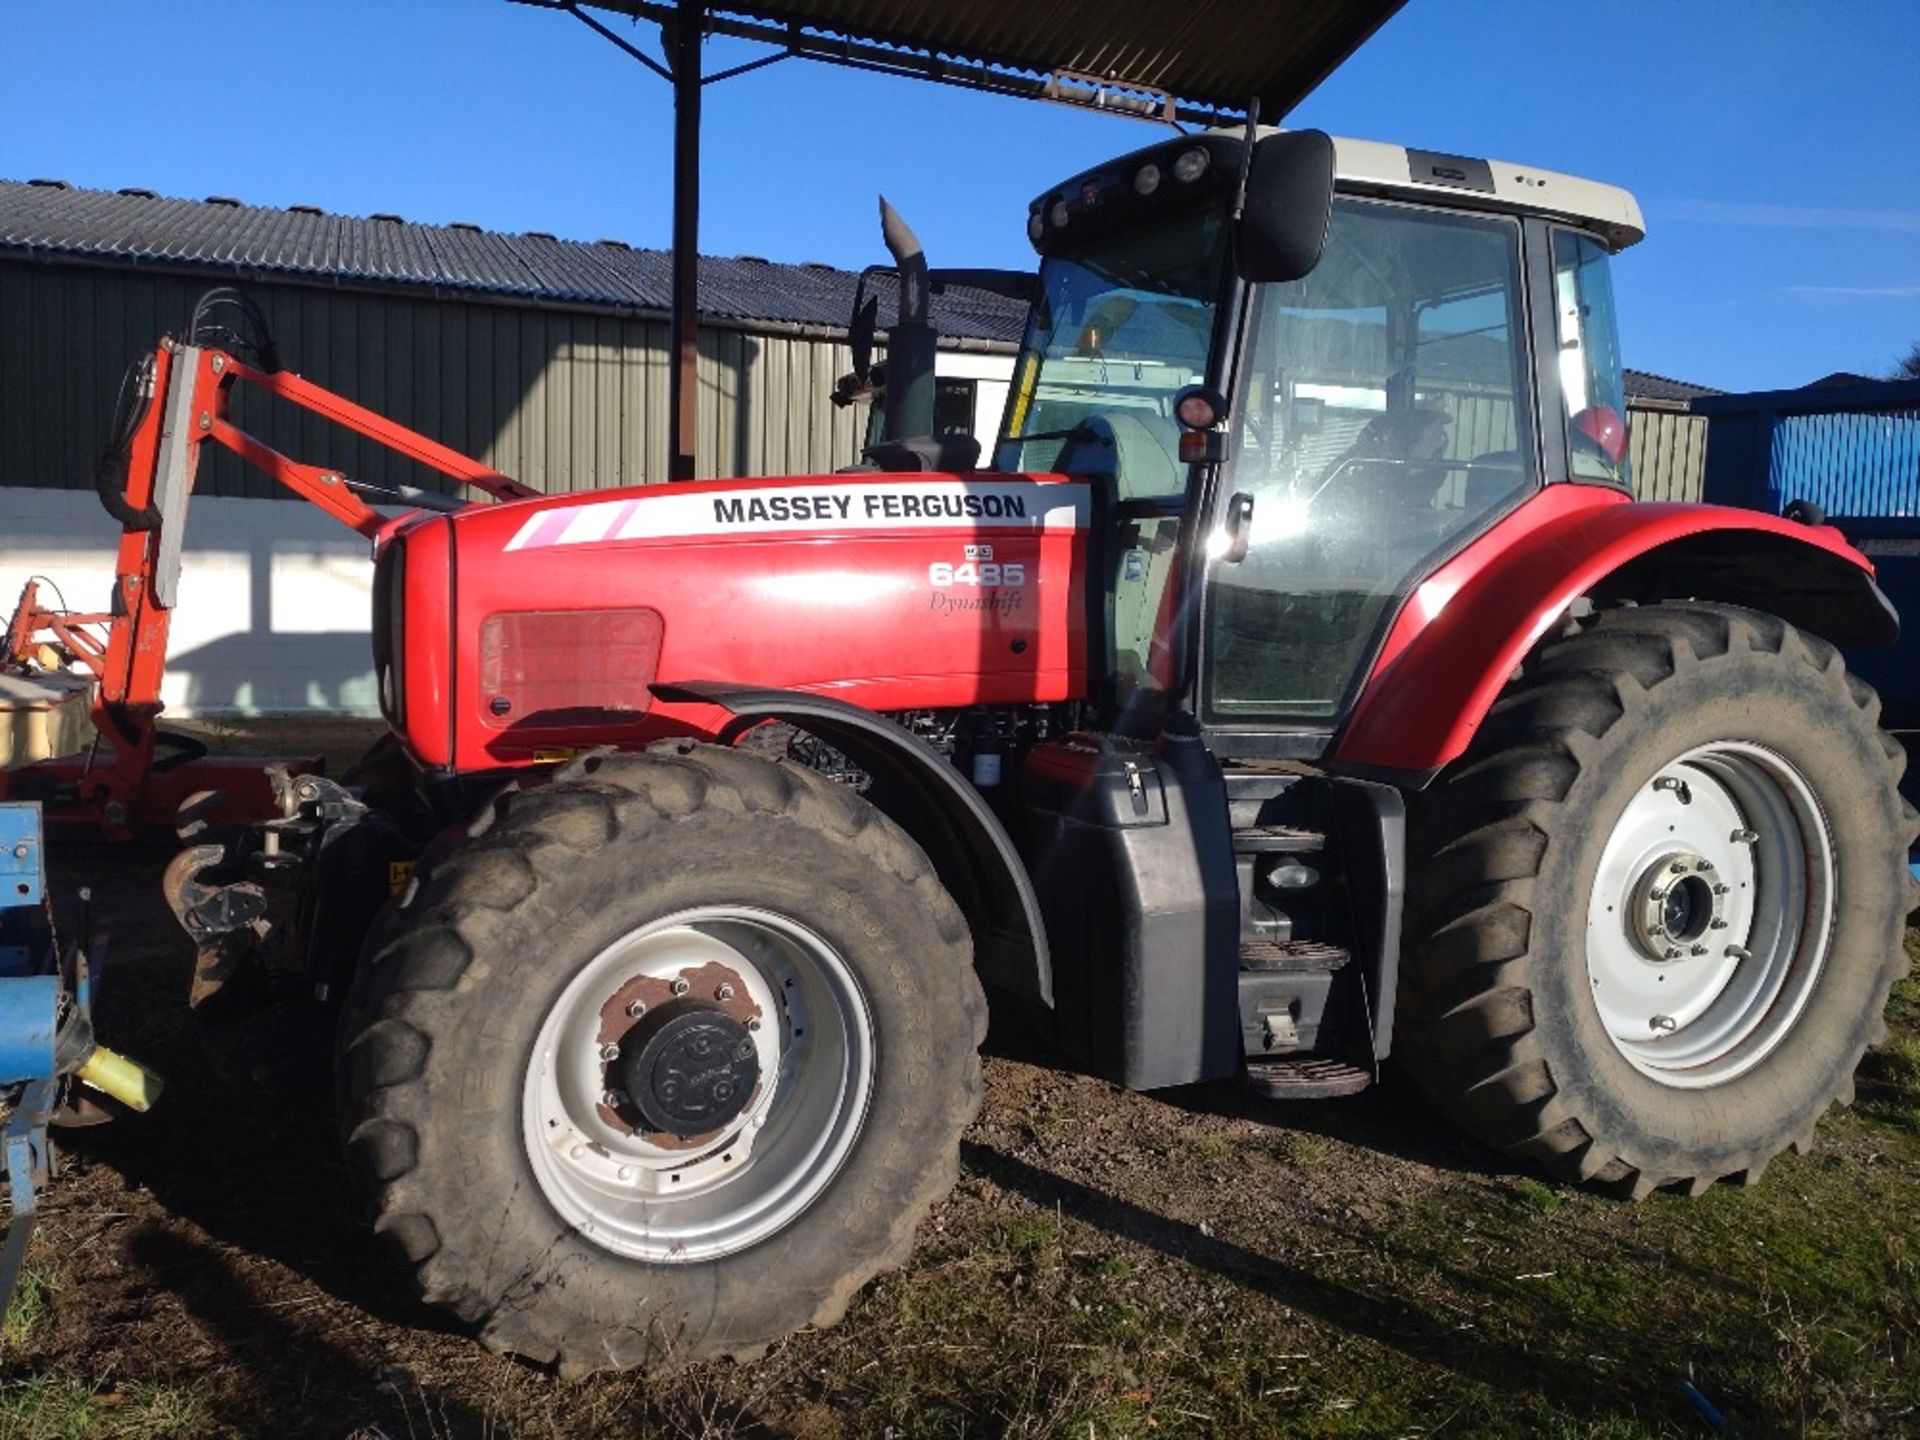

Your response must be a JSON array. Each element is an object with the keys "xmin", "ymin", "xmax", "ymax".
[
  {"xmin": 1239, "ymin": 939, "xmax": 1349, "ymax": 973},
  {"xmin": 1232, "ymin": 825, "xmax": 1324, "ymax": 854},
  {"xmin": 1237, "ymin": 941, "xmax": 1366, "ymax": 1091},
  {"xmin": 1241, "ymin": 1056, "xmax": 1373, "ymax": 1100}
]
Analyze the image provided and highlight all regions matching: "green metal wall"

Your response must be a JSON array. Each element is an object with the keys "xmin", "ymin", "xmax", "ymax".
[
  {"xmin": 0, "ymin": 260, "xmax": 873, "ymax": 498},
  {"xmin": 1627, "ymin": 406, "xmax": 1709, "ymax": 502}
]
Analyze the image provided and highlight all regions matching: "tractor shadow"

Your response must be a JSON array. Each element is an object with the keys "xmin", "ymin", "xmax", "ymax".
[
  {"xmin": 47, "ymin": 841, "xmax": 468, "ymax": 1346},
  {"xmin": 122, "ymin": 1225, "xmax": 496, "ymax": 1438},
  {"xmin": 954, "ymin": 1136, "xmax": 1728, "ymax": 1426},
  {"xmin": 981, "ymin": 1000, "xmax": 1530, "ymax": 1182}
]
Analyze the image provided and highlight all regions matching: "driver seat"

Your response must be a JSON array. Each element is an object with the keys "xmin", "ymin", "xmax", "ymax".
[{"xmin": 1054, "ymin": 411, "xmax": 1180, "ymax": 497}]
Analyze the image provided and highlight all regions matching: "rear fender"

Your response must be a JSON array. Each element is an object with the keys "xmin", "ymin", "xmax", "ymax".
[
  {"xmin": 1333, "ymin": 488, "xmax": 1895, "ymax": 778},
  {"xmin": 651, "ymin": 681, "xmax": 1051, "ymax": 1008}
]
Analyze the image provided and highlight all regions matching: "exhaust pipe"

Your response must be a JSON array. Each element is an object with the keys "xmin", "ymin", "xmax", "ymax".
[{"xmin": 878, "ymin": 196, "xmax": 936, "ymax": 442}]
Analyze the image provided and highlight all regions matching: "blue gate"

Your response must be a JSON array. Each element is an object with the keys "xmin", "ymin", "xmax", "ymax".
[{"xmin": 1694, "ymin": 378, "xmax": 1920, "ymax": 729}]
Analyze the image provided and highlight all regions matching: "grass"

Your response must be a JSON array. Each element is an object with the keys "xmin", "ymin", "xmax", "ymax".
[
  {"xmin": 782, "ymin": 970, "xmax": 1920, "ymax": 1439},
  {"xmin": 2, "ymin": 1264, "xmax": 55, "ymax": 1354},
  {"xmin": 0, "ymin": 1252, "xmax": 213, "ymax": 1439},
  {"xmin": 0, "ymin": 1374, "xmax": 214, "ymax": 1440}
]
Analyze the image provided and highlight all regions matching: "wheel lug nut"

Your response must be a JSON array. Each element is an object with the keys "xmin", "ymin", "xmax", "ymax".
[
  {"xmin": 1697, "ymin": 859, "xmax": 1714, "ymax": 872},
  {"xmin": 746, "ymin": 1017, "xmax": 761, "ymax": 1032},
  {"xmin": 602, "ymin": 1089, "xmax": 627, "ymax": 1109},
  {"xmin": 1710, "ymin": 918, "xmax": 1728, "ymax": 930},
  {"xmin": 671, "ymin": 978, "xmax": 691, "ymax": 997},
  {"xmin": 1690, "ymin": 944, "xmax": 1708, "ymax": 956},
  {"xmin": 1650, "ymin": 887, "xmax": 1667, "ymax": 902},
  {"xmin": 1713, "ymin": 883, "xmax": 1729, "ymax": 895},
  {"xmin": 1669, "ymin": 860, "xmax": 1687, "ymax": 875},
  {"xmin": 716, "ymin": 983, "xmax": 735, "ymax": 1001},
  {"xmin": 626, "ymin": 998, "xmax": 647, "ymax": 1018},
  {"xmin": 599, "ymin": 1043, "xmax": 621, "ymax": 1062},
  {"xmin": 1664, "ymin": 946, "xmax": 1682, "ymax": 960}
]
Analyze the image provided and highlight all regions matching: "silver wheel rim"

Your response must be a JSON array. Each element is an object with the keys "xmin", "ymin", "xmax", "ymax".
[
  {"xmin": 1585, "ymin": 741, "xmax": 1835, "ymax": 1088},
  {"xmin": 522, "ymin": 906, "xmax": 874, "ymax": 1262}
]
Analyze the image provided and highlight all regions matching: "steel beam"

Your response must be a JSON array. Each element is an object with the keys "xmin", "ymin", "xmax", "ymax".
[{"xmin": 668, "ymin": 0, "xmax": 703, "ymax": 481}]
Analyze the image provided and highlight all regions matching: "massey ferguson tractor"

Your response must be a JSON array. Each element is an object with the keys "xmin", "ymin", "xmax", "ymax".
[{"xmin": 4, "ymin": 128, "xmax": 1914, "ymax": 1375}]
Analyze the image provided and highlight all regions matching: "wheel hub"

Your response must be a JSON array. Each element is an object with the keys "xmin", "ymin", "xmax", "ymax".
[
  {"xmin": 620, "ymin": 1005, "xmax": 761, "ymax": 1137},
  {"xmin": 522, "ymin": 908, "xmax": 875, "ymax": 1263},
  {"xmin": 1627, "ymin": 850, "xmax": 1727, "ymax": 961},
  {"xmin": 1585, "ymin": 744, "xmax": 1835, "ymax": 1089}
]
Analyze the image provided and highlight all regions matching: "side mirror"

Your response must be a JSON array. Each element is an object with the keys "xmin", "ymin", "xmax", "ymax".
[
  {"xmin": 848, "ymin": 285, "xmax": 879, "ymax": 387},
  {"xmin": 1235, "ymin": 130, "xmax": 1335, "ymax": 284}
]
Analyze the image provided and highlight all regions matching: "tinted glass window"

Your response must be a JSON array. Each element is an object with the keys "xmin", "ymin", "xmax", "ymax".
[
  {"xmin": 1552, "ymin": 229, "xmax": 1631, "ymax": 486},
  {"xmin": 996, "ymin": 205, "xmax": 1225, "ymax": 500}
]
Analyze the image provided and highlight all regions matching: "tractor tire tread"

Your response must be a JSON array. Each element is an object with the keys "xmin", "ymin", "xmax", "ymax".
[
  {"xmin": 1398, "ymin": 601, "xmax": 1913, "ymax": 1199},
  {"xmin": 337, "ymin": 742, "xmax": 985, "ymax": 1374}
]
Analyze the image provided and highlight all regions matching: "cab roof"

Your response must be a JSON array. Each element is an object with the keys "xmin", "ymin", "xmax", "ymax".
[{"xmin": 1324, "ymin": 133, "xmax": 1645, "ymax": 251}]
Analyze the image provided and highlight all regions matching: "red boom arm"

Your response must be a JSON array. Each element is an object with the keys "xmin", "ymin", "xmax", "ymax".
[{"xmin": 3, "ymin": 337, "xmax": 533, "ymax": 833}]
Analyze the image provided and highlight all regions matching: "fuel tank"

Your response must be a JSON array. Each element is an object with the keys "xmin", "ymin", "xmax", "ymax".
[{"xmin": 381, "ymin": 472, "xmax": 1092, "ymax": 772}]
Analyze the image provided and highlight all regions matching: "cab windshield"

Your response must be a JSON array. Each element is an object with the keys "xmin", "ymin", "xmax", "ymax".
[{"xmin": 995, "ymin": 206, "xmax": 1227, "ymax": 500}]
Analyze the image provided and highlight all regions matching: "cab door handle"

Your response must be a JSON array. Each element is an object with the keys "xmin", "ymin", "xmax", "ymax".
[{"xmin": 1219, "ymin": 492, "xmax": 1255, "ymax": 564}]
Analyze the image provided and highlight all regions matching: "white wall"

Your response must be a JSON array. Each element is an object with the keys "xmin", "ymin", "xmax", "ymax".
[
  {"xmin": 2, "ymin": 489, "xmax": 381, "ymax": 717},
  {"xmin": 938, "ymin": 352, "xmax": 1015, "ymax": 448}
]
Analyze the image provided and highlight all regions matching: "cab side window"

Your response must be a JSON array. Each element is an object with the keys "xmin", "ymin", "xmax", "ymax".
[
  {"xmin": 1551, "ymin": 228, "xmax": 1632, "ymax": 487},
  {"xmin": 1206, "ymin": 198, "xmax": 1535, "ymax": 724}
]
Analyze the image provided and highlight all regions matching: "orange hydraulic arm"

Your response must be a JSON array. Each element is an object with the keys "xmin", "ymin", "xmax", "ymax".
[{"xmin": 4, "ymin": 331, "xmax": 535, "ymax": 833}]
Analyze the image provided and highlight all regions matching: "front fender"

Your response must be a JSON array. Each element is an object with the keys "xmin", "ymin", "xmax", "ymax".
[
  {"xmin": 651, "ymin": 680, "xmax": 1051, "ymax": 1008},
  {"xmin": 1332, "ymin": 486, "xmax": 1894, "ymax": 778}
]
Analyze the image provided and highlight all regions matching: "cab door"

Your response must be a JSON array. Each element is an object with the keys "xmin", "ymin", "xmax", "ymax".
[{"xmin": 1201, "ymin": 197, "xmax": 1541, "ymax": 746}]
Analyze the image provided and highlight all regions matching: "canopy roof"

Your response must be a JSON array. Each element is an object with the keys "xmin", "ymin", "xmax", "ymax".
[{"xmin": 585, "ymin": 1, "xmax": 1409, "ymax": 125}]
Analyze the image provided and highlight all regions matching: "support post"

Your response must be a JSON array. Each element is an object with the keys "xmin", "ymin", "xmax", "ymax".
[{"xmin": 668, "ymin": 0, "xmax": 703, "ymax": 481}]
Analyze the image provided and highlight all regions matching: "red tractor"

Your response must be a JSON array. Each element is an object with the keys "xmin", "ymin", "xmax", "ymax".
[{"xmin": 6, "ymin": 129, "xmax": 1913, "ymax": 1375}]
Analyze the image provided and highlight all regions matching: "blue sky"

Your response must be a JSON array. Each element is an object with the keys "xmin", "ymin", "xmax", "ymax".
[{"xmin": 2, "ymin": 1, "xmax": 1915, "ymax": 392}]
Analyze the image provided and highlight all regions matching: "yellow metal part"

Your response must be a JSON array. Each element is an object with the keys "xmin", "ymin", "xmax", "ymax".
[
  {"xmin": 76, "ymin": 1046, "xmax": 165, "ymax": 1113},
  {"xmin": 0, "ymin": 670, "xmax": 96, "ymax": 771}
]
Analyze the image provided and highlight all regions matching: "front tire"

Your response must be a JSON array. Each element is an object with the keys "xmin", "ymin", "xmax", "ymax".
[
  {"xmin": 337, "ymin": 742, "xmax": 985, "ymax": 1373},
  {"xmin": 1397, "ymin": 602, "xmax": 1915, "ymax": 1196}
]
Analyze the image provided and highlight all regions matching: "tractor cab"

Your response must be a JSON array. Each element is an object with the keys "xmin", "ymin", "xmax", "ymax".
[
  {"xmin": 992, "ymin": 130, "xmax": 1666, "ymax": 1097},
  {"xmin": 1000, "ymin": 128, "xmax": 1643, "ymax": 750}
]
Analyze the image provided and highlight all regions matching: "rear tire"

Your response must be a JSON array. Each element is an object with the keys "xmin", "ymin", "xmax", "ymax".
[
  {"xmin": 336, "ymin": 741, "xmax": 985, "ymax": 1374},
  {"xmin": 1397, "ymin": 601, "xmax": 1916, "ymax": 1196}
]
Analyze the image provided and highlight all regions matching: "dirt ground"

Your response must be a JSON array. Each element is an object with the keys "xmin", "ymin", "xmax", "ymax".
[{"xmin": 2, "ymin": 720, "xmax": 1916, "ymax": 1439}]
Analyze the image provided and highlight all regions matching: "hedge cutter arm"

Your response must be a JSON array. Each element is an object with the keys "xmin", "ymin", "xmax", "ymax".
[{"xmin": 3, "ymin": 330, "xmax": 534, "ymax": 834}]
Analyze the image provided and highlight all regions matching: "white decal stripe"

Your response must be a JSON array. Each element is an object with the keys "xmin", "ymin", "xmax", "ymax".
[
  {"xmin": 506, "ymin": 482, "xmax": 1091, "ymax": 551},
  {"xmin": 503, "ymin": 512, "xmax": 549, "ymax": 552},
  {"xmin": 556, "ymin": 499, "xmax": 630, "ymax": 546}
]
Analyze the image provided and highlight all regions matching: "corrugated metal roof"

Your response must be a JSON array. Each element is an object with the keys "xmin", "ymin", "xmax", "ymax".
[
  {"xmin": 1624, "ymin": 368, "xmax": 1722, "ymax": 405},
  {"xmin": 588, "ymin": 1, "xmax": 1407, "ymax": 121},
  {"xmin": 0, "ymin": 179, "xmax": 1027, "ymax": 345},
  {"xmin": 3, "ymin": 183, "xmax": 1718, "ymax": 397}
]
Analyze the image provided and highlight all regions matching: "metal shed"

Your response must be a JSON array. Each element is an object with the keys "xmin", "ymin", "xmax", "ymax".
[{"xmin": 0, "ymin": 178, "xmax": 1023, "ymax": 498}]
